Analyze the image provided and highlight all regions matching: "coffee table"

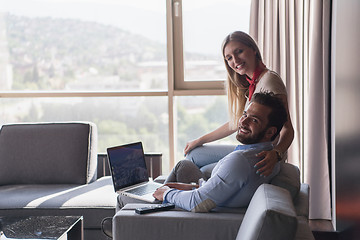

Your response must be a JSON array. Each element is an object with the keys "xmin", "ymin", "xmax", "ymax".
[{"xmin": 0, "ymin": 216, "xmax": 83, "ymax": 240}]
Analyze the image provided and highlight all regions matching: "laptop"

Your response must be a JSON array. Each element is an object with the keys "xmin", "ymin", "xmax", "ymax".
[{"xmin": 107, "ymin": 142, "xmax": 163, "ymax": 202}]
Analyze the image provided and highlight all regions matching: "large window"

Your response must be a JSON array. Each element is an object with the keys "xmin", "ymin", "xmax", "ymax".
[
  {"xmin": 0, "ymin": 0, "xmax": 250, "ymax": 172},
  {"xmin": 1, "ymin": 0, "xmax": 167, "ymax": 91}
]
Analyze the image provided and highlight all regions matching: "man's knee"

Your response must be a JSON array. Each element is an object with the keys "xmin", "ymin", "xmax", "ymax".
[
  {"xmin": 174, "ymin": 160, "xmax": 198, "ymax": 172},
  {"xmin": 172, "ymin": 160, "xmax": 204, "ymax": 183}
]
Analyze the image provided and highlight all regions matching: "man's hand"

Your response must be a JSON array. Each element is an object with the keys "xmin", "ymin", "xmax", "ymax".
[
  {"xmin": 153, "ymin": 186, "xmax": 170, "ymax": 201},
  {"xmin": 153, "ymin": 182, "xmax": 198, "ymax": 201},
  {"xmin": 254, "ymin": 149, "xmax": 278, "ymax": 177}
]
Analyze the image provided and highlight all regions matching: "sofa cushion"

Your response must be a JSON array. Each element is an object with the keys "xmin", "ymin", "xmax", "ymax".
[
  {"xmin": 114, "ymin": 203, "xmax": 243, "ymax": 240},
  {"xmin": 270, "ymin": 162, "xmax": 301, "ymax": 199},
  {"xmin": 236, "ymin": 184, "xmax": 297, "ymax": 240},
  {"xmin": 0, "ymin": 176, "xmax": 117, "ymax": 229},
  {"xmin": 0, "ymin": 122, "xmax": 97, "ymax": 185}
]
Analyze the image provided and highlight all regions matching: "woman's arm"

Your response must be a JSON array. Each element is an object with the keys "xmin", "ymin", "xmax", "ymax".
[
  {"xmin": 184, "ymin": 122, "xmax": 237, "ymax": 155},
  {"xmin": 254, "ymin": 94, "xmax": 294, "ymax": 176}
]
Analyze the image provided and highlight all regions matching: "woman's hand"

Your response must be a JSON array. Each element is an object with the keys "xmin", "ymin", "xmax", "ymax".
[
  {"xmin": 184, "ymin": 139, "xmax": 201, "ymax": 156},
  {"xmin": 254, "ymin": 149, "xmax": 279, "ymax": 177}
]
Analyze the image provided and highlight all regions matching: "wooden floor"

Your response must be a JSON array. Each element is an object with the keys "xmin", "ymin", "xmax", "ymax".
[
  {"xmin": 309, "ymin": 219, "xmax": 335, "ymax": 232},
  {"xmin": 309, "ymin": 219, "xmax": 360, "ymax": 240}
]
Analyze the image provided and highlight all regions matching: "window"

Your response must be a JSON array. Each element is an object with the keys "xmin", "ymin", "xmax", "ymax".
[
  {"xmin": 1, "ymin": 0, "xmax": 167, "ymax": 91},
  {"xmin": 172, "ymin": 0, "xmax": 251, "ymax": 90},
  {"xmin": 175, "ymin": 95, "xmax": 237, "ymax": 161},
  {"xmin": 0, "ymin": 0, "xmax": 251, "ymax": 172}
]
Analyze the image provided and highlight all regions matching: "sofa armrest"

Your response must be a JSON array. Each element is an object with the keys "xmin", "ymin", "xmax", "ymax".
[
  {"xmin": 236, "ymin": 184, "xmax": 298, "ymax": 240},
  {"xmin": 294, "ymin": 183, "xmax": 309, "ymax": 218},
  {"xmin": 97, "ymin": 153, "xmax": 111, "ymax": 178},
  {"xmin": 113, "ymin": 204, "xmax": 243, "ymax": 240}
]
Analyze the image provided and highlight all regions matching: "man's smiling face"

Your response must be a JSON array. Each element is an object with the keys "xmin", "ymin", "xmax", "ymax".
[{"xmin": 236, "ymin": 102, "xmax": 273, "ymax": 144}]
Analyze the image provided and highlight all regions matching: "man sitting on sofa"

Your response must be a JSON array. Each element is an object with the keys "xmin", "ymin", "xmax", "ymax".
[{"xmin": 153, "ymin": 91, "xmax": 288, "ymax": 212}]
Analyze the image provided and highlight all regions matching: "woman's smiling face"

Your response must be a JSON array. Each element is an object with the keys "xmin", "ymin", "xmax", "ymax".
[{"xmin": 223, "ymin": 40, "xmax": 258, "ymax": 78}]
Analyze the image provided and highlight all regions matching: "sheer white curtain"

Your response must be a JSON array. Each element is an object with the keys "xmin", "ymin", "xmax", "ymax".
[{"xmin": 249, "ymin": 0, "xmax": 331, "ymax": 220}]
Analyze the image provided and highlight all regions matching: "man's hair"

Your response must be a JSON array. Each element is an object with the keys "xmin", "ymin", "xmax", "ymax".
[{"xmin": 251, "ymin": 92, "xmax": 288, "ymax": 141}]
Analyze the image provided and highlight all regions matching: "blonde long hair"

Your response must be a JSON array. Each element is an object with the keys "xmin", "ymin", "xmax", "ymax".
[{"xmin": 221, "ymin": 31, "xmax": 263, "ymax": 129}]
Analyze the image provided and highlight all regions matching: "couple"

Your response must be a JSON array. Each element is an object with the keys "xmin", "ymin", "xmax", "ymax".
[{"xmin": 152, "ymin": 91, "xmax": 288, "ymax": 212}]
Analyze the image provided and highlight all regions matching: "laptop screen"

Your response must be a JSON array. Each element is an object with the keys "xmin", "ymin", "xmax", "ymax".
[{"xmin": 107, "ymin": 142, "xmax": 149, "ymax": 191}]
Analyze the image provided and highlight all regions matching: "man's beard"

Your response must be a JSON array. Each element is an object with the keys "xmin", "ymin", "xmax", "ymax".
[{"xmin": 236, "ymin": 128, "xmax": 267, "ymax": 144}]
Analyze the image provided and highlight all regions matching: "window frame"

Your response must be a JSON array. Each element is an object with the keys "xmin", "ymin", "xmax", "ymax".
[{"xmin": 170, "ymin": 0, "xmax": 226, "ymax": 91}]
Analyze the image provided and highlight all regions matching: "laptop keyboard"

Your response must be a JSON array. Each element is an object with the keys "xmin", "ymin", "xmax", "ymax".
[{"xmin": 126, "ymin": 183, "xmax": 160, "ymax": 195}]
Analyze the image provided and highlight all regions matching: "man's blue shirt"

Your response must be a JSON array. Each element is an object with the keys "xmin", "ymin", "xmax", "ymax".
[{"xmin": 164, "ymin": 142, "xmax": 280, "ymax": 212}]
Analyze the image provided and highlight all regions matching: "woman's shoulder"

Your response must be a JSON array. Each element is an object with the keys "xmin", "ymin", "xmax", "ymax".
[
  {"xmin": 262, "ymin": 70, "xmax": 283, "ymax": 82},
  {"xmin": 256, "ymin": 70, "xmax": 287, "ymax": 95}
]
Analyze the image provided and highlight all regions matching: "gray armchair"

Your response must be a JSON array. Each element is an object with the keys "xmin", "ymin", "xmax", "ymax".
[{"xmin": 0, "ymin": 122, "xmax": 117, "ymax": 240}]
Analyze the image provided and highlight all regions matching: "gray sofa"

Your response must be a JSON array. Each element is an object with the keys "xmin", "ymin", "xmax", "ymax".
[
  {"xmin": 0, "ymin": 122, "xmax": 117, "ymax": 240},
  {"xmin": 113, "ymin": 162, "xmax": 315, "ymax": 240}
]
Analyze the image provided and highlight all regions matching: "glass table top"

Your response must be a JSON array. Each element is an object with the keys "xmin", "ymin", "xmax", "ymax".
[{"xmin": 0, "ymin": 216, "xmax": 82, "ymax": 239}]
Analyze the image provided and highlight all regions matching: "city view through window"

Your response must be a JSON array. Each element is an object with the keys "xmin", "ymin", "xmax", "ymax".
[{"xmin": 0, "ymin": 0, "xmax": 250, "ymax": 171}]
